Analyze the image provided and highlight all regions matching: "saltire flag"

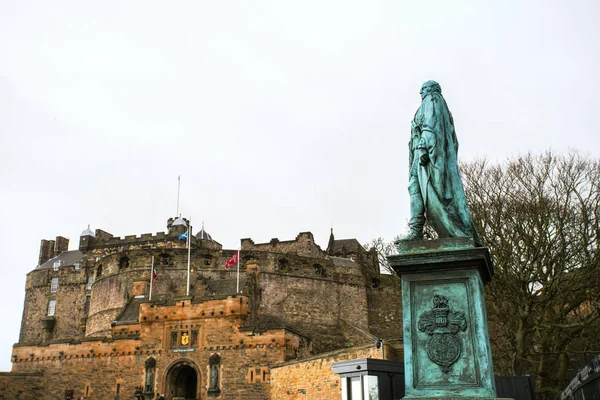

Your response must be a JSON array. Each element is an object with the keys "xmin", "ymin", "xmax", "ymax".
[
  {"xmin": 225, "ymin": 252, "xmax": 238, "ymax": 269},
  {"xmin": 179, "ymin": 231, "xmax": 188, "ymax": 240}
]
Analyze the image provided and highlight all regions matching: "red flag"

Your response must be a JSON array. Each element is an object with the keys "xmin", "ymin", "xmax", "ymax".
[
  {"xmin": 152, "ymin": 266, "xmax": 158, "ymax": 281},
  {"xmin": 225, "ymin": 252, "xmax": 238, "ymax": 269}
]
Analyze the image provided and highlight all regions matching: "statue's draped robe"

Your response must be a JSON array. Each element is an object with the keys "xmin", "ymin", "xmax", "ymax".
[{"xmin": 410, "ymin": 92, "xmax": 475, "ymax": 239}]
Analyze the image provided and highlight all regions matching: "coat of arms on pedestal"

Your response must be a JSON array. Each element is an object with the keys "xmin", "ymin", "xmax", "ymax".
[{"xmin": 418, "ymin": 294, "xmax": 467, "ymax": 373}]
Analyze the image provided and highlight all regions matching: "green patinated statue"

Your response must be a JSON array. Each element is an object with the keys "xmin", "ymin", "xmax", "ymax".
[{"xmin": 401, "ymin": 80, "xmax": 478, "ymax": 242}]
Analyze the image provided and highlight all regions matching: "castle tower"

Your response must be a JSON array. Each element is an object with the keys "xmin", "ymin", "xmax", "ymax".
[
  {"xmin": 79, "ymin": 224, "xmax": 95, "ymax": 250},
  {"xmin": 168, "ymin": 216, "xmax": 188, "ymax": 237}
]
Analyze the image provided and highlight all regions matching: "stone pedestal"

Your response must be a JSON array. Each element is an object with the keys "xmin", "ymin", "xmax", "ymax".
[{"xmin": 389, "ymin": 241, "xmax": 505, "ymax": 400}]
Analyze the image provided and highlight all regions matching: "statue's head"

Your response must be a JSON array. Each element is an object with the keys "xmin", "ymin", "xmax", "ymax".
[{"xmin": 420, "ymin": 80, "xmax": 442, "ymax": 100}]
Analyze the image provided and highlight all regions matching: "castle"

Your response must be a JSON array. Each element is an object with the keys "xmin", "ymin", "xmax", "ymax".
[{"xmin": 1, "ymin": 217, "xmax": 403, "ymax": 399}]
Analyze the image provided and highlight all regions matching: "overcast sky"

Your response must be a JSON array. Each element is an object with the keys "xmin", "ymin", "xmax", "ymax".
[{"xmin": 1, "ymin": 0, "xmax": 599, "ymax": 371}]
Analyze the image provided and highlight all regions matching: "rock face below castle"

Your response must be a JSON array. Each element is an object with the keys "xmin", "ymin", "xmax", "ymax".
[{"xmin": 2, "ymin": 219, "xmax": 403, "ymax": 399}]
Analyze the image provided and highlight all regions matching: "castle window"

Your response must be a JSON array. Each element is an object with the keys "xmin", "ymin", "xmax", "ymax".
[
  {"xmin": 119, "ymin": 256, "xmax": 129, "ymax": 270},
  {"xmin": 115, "ymin": 383, "xmax": 120, "ymax": 395},
  {"xmin": 86, "ymin": 277, "xmax": 94, "ymax": 290},
  {"xmin": 160, "ymin": 254, "xmax": 170, "ymax": 265},
  {"xmin": 191, "ymin": 330, "xmax": 198, "ymax": 347},
  {"xmin": 277, "ymin": 259, "xmax": 288, "ymax": 271},
  {"xmin": 47, "ymin": 300, "xmax": 56, "ymax": 316},
  {"xmin": 53, "ymin": 260, "xmax": 62, "ymax": 271},
  {"xmin": 74, "ymin": 263, "xmax": 80, "ymax": 270},
  {"xmin": 170, "ymin": 332, "xmax": 178, "ymax": 348},
  {"xmin": 314, "ymin": 264, "xmax": 324, "ymax": 276},
  {"xmin": 96, "ymin": 264, "xmax": 103, "ymax": 278},
  {"xmin": 50, "ymin": 277, "xmax": 59, "ymax": 293}
]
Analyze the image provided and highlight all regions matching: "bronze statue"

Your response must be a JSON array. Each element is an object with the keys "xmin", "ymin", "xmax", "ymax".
[{"xmin": 401, "ymin": 81, "xmax": 477, "ymax": 243}]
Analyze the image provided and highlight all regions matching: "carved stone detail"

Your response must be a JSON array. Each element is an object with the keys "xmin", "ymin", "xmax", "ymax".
[{"xmin": 418, "ymin": 294, "xmax": 467, "ymax": 372}]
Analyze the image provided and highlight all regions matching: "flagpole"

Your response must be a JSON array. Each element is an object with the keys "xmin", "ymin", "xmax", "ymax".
[
  {"xmin": 176, "ymin": 175, "xmax": 181, "ymax": 217},
  {"xmin": 149, "ymin": 256, "xmax": 154, "ymax": 301},
  {"xmin": 236, "ymin": 249, "xmax": 240, "ymax": 293},
  {"xmin": 186, "ymin": 217, "xmax": 191, "ymax": 296}
]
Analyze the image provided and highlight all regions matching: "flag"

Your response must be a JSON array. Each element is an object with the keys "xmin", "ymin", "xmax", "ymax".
[
  {"xmin": 179, "ymin": 231, "xmax": 188, "ymax": 240},
  {"xmin": 225, "ymin": 252, "xmax": 238, "ymax": 269},
  {"xmin": 152, "ymin": 265, "xmax": 158, "ymax": 281}
]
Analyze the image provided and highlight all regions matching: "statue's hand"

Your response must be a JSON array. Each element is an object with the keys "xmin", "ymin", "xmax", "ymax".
[{"xmin": 420, "ymin": 153, "xmax": 430, "ymax": 166}]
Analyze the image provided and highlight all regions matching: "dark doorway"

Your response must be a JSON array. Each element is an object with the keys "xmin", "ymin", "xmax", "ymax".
[{"xmin": 166, "ymin": 362, "xmax": 198, "ymax": 400}]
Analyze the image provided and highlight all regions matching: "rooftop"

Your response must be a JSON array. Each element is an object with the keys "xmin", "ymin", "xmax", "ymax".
[{"xmin": 36, "ymin": 250, "xmax": 83, "ymax": 270}]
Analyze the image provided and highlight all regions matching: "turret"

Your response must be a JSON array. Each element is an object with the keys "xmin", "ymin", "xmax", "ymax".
[
  {"xmin": 79, "ymin": 224, "xmax": 95, "ymax": 250},
  {"xmin": 168, "ymin": 216, "xmax": 189, "ymax": 237},
  {"xmin": 326, "ymin": 228, "xmax": 335, "ymax": 255}
]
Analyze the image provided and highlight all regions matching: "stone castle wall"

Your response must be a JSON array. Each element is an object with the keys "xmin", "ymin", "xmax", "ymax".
[
  {"xmin": 10, "ymin": 224, "xmax": 405, "ymax": 399},
  {"xmin": 0, "ymin": 372, "xmax": 44, "ymax": 399},
  {"xmin": 19, "ymin": 264, "xmax": 90, "ymax": 344},
  {"xmin": 241, "ymin": 232, "xmax": 325, "ymax": 259},
  {"xmin": 269, "ymin": 343, "xmax": 400, "ymax": 400},
  {"xmin": 366, "ymin": 274, "xmax": 403, "ymax": 340},
  {"xmin": 19, "ymin": 235, "xmax": 403, "ymax": 348},
  {"xmin": 9, "ymin": 346, "xmax": 281, "ymax": 400},
  {"xmin": 8, "ymin": 295, "xmax": 309, "ymax": 399}
]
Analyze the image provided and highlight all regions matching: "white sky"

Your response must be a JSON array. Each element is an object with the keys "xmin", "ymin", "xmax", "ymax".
[{"xmin": 1, "ymin": 0, "xmax": 599, "ymax": 371}]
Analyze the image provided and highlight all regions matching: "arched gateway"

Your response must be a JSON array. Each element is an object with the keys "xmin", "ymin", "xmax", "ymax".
[{"xmin": 164, "ymin": 359, "xmax": 201, "ymax": 400}]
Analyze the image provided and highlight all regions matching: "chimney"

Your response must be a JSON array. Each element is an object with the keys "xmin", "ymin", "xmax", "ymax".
[
  {"xmin": 54, "ymin": 236, "xmax": 69, "ymax": 256},
  {"xmin": 38, "ymin": 239, "xmax": 55, "ymax": 266}
]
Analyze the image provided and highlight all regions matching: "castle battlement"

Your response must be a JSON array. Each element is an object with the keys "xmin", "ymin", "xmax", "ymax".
[{"xmin": 92, "ymin": 231, "xmax": 168, "ymax": 245}]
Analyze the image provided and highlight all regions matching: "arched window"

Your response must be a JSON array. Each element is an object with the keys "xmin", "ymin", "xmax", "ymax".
[
  {"xmin": 96, "ymin": 264, "xmax": 103, "ymax": 278},
  {"xmin": 144, "ymin": 357, "xmax": 156, "ymax": 393},
  {"xmin": 119, "ymin": 256, "xmax": 129, "ymax": 269}
]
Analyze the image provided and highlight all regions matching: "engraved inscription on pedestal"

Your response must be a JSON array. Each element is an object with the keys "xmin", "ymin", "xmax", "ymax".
[{"xmin": 418, "ymin": 294, "xmax": 467, "ymax": 373}]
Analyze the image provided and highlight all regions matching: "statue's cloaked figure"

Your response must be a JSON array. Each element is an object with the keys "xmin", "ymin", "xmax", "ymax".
[{"xmin": 402, "ymin": 80, "xmax": 477, "ymax": 242}]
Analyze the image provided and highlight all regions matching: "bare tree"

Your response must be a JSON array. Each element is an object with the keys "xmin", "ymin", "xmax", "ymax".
[
  {"xmin": 363, "ymin": 237, "xmax": 397, "ymax": 274},
  {"xmin": 461, "ymin": 151, "xmax": 600, "ymax": 400}
]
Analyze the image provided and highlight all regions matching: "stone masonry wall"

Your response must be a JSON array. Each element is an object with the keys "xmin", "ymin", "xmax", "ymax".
[
  {"xmin": 10, "ymin": 346, "xmax": 282, "ymax": 400},
  {"xmin": 86, "ymin": 269, "xmax": 139, "ymax": 337},
  {"xmin": 241, "ymin": 232, "xmax": 325, "ymax": 258},
  {"xmin": 85, "ymin": 247, "xmax": 236, "ymax": 337},
  {"xmin": 366, "ymin": 274, "xmax": 404, "ymax": 340},
  {"xmin": 19, "ymin": 265, "xmax": 89, "ymax": 344},
  {"xmin": 0, "ymin": 372, "xmax": 44, "ymax": 399},
  {"xmin": 270, "ymin": 343, "xmax": 399, "ymax": 400},
  {"xmin": 10, "ymin": 295, "xmax": 305, "ymax": 399},
  {"xmin": 257, "ymin": 272, "xmax": 369, "ymax": 353}
]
